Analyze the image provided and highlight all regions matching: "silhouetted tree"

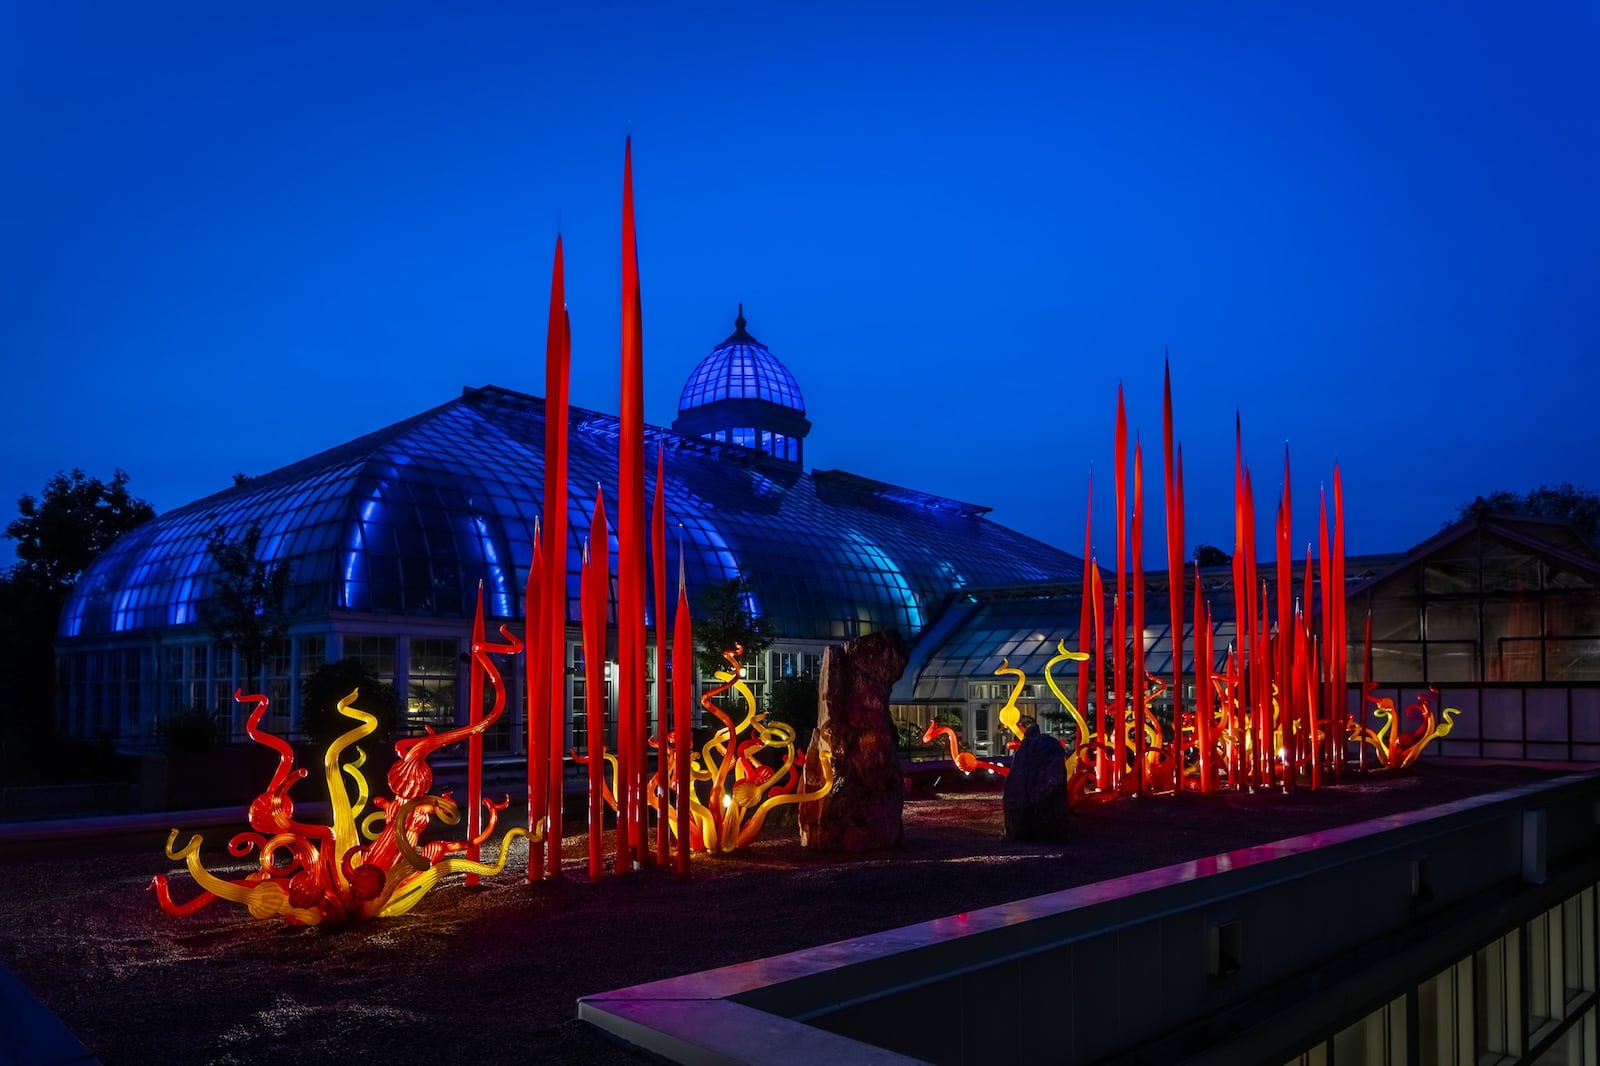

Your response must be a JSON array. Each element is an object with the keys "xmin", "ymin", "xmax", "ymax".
[
  {"xmin": 1454, "ymin": 483, "xmax": 1600, "ymax": 543},
  {"xmin": 301, "ymin": 659, "xmax": 401, "ymax": 747},
  {"xmin": 160, "ymin": 706, "xmax": 221, "ymax": 754},
  {"xmin": 2, "ymin": 469, "xmax": 155, "ymax": 782},
  {"xmin": 765, "ymin": 671, "xmax": 819, "ymax": 740},
  {"xmin": 1194, "ymin": 543, "xmax": 1232, "ymax": 566},
  {"xmin": 202, "ymin": 521, "xmax": 291, "ymax": 693},
  {"xmin": 691, "ymin": 575, "xmax": 775, "ymax": 676},
  {"xmin": 6, "ymin": 468, "xmax": 155, "ymax": 596}
]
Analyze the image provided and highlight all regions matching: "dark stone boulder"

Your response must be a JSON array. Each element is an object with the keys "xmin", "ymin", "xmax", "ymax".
[
  {"xmin": 1003, "ymin": 724, "xmax": 1072, "ymax": 842},
  {"xmin": 799, "ymin": 630, "xmax": 910, "ymax": 852}
]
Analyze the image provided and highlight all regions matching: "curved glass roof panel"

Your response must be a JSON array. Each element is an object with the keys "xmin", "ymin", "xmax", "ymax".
[
  {"xmin": 678, "ymin": 342, "xmax": 805, "ymax": 413},
  {"xmin": 908, "ymin": 583, "xmax": 1245, "ymax": 703},
  {"xmin": 64, "ymin": 386, "xmax": 1079, "ymax": 643}
]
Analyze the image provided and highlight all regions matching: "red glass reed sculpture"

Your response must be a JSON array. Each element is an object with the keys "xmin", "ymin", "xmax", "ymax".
[{"xmin": 926, "ymin": 369, "xmax": 1370, "ymax": 807}]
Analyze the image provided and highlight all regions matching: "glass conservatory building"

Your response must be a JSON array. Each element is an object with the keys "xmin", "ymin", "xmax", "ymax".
[
  {"xmin": 891, "ymin": 510, "xmax": 1600, "ymax": 763},
  {"xmin": 56, "ymin": 313, "xmax": 1080, "ymax": 749}
]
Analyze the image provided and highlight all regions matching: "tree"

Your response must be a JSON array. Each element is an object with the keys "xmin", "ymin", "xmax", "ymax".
[
  {"xmin": 1194, "ymin": 544, "xmax": 1232, "ymax": 566},
  {"xmin": 6, "ymin": 468, "xmax": 155, "ymax": 595},
  {"xmin": 2, "ymin": 469, "xmax": 155, "ymax": 778},
  {"xmin": 766, "ymin": 671, "xmax": 819, "ymax": 740},
  {"xmin": 161, "ymin": 705, "xmax": 222, "ymax": 754},
  {"xmin": 691, "ymin": 575, "xmax": 775, "ymax": 676},
  {"xmin": 1454, "ymin": 483, "xmax": 1600, "ymax": 543},
  {"xmin": 0, "ymin": 570, "xmax": 68, "ymax": 779},
  {"xmin": 301, "ymin": 659, "xmax": 401, "ymax": 747},
  {"xmin": 202, "ymin": 521, "xmax": 291, "ymax": 693}
]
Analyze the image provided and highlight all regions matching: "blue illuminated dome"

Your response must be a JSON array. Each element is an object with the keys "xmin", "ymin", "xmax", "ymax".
[{"xmin": 673, "ymin": 307, "xmax": 811, "ymax": 465}]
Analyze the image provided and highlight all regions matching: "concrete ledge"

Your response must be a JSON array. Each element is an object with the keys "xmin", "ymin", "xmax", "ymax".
[
  {"xmin": 579, "ymin": 998, "xmax": 925, "ymax": 1066},
  {"xmin": 579, "ymin": 772, "xmax": 1600, "ymax": 1064}
]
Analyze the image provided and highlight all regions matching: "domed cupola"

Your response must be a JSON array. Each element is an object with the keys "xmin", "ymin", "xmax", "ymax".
[{"xmin": 672, "ymin": 305, "xmax": 811, "ymax": 466}]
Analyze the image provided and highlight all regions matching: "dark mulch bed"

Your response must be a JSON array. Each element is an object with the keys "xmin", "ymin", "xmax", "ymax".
[{"xmin": 0, "ymin": 762, "xmax": 1572, "ymax": 1065}]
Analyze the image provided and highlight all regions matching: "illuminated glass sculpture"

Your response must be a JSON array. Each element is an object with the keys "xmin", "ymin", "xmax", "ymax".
[
  {"xmin": 920, "ymin": 719, "xmax": 1008, "ymax": 776},
  {"xmin": 915, "ymin": 367, "xmax": 1363, "ymax": 809},
  {"xmin": 688, "ymin": 647, "xmax": 834, "ymax": 852},
  {"xmin": 1349, "ymin": 684, "xmax": 1459, "ymax": 769},
  {"xmin": 152, "ymin": 626, "xmax": 529, "ymax": 925},
  {"xmin": 579, "ymin": 646, "xmax": 834, "ymax": 853}
]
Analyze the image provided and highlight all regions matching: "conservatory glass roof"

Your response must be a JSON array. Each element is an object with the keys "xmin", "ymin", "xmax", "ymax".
[{"xmin": 62, "ymin": 386, "xmax": 1079, "ymax": 643}]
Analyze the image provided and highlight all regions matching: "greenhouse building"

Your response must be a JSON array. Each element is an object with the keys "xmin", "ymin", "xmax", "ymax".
[{"xmin": 54, "ymin": 312, "xmax": 1081, "ymax": 750}]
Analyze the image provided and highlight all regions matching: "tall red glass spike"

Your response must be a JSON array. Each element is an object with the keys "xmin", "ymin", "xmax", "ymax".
[
  {"xmin": 1091, "ymin": 560, "xmax": 1107, "ymax": 791},
  {"xmin": 1173, "ymin": 445, "xmax": 1186, "ymax": 789},
  {"xmin": 1112, "ymin": 386, "xmax": 1127, "ymax": 790},
  {"xmin": 583, "ymin": 490, "xmax": 609, "ymax": 880},
  {"xmin": 618, "ymin": 138, "xmax": 646, "ymax": 869},
  {"xmin": 1194, "ymin": 565, "xmax": 1212, "ymax": 793},
  {"xmin": 673, "ymin": 549, "xmax": 693, "ymax": 878},
  {"xmin": 1333, "ymin": 467, "xmax": 1347, "ymax": 773},
  {"xmin": 1077, "ymin": 470, "xmax": 1093, "ymax": 755},
  {"xmin": 1289, "ymin": 599, "xmax": 1305, "ymax": 791},
  {"xmin": 542, "ymin": 238, "xmax": 571, "ymax": 880},
  {"xmin": 1276, "ymin": 448, "xmax": 1293, "ymax": 781},
  {"xmin": 547, "ymin": 302, "xmax": 572, "ymax": 877},
  {"xmin": 1302, "ymin": 548, "xmax": 1317, "ymax": 786},
  {"xmin": 467, "ymin": 581, "xmax": 485, "ymax": 885},
  {"xmin": 1318, "ymin": 488, "xmax": 1332, "ymax": 777},
  {"xmin": 1131, "ymin": 438, "xmax": 1146, "ymax": 793},
  {"xmin": 1276, "ymin": 500, "xmax": 1290, "ymax": 782},
  {"xmin": 652, "ymin": 445, "xmax": 668, "ymax": 866},
  {"xmin": 526, "ymin": 523, "xmax": 546, "ymax": 880},
  {"xmin": 1254, "ymin": 573, "xmax": 1269, "ymax": 786},
  {"xmin": 1224, "ymin": 644, "xmax": 1239, "ymax": 787},
  {"xmin": 1230, "ymin": 417, "xmax": 1247, "ymax": 783},
  {"xmin": 1244, "ymin": 469, "xmax": 1261, "ymax": 784},
  {"xmin": 1162, "ymin": 362, "xmax": 1184, "ymax": 793}
]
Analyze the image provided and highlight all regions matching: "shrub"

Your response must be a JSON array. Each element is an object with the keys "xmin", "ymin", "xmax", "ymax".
[{"xmin": 300, "ymin": 659, "xmax": 401, "ymax": 748}]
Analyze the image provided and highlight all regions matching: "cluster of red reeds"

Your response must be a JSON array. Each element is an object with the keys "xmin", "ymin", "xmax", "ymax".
[
  {"xmin": 1074, "ymin": 366, "xmax": 1349, "ymax": 797},
  {"xmin": 462, "ymin": 141, "xmax": 697, "ymax": 883}
]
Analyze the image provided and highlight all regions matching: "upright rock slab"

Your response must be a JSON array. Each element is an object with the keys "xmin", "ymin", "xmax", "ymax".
[
  {"xmin": 1003, "ymin": 724, "xmax": 1072, "ymax": 842},
  {"xmin": 799, "ymin": 630, "xmax": 909, "ymax": 852}
]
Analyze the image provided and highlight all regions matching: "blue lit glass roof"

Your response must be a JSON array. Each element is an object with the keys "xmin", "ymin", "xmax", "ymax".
[
  {"xmin": 678, "ymin": 309, "xmax": 805, "ymax": 413},
  {"xmin": 63, "ymin": 386, "xmax": 1079, "ymax": 643},
  {"xmin": 907, "ymin": 582, "xmax": 1243, "ymax": 703}
]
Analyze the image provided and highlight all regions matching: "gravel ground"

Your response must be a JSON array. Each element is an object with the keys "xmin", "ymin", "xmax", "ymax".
[{"xmin": 0, "ymin": 762, "xmax": 1570, "ymax": 1065}]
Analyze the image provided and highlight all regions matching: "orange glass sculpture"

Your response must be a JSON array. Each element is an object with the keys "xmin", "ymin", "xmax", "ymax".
[
  {"xmin": 920, "ymin": 720, "xmax": 1008, "ymax": 776},
  {"xmin": 152, "ymin": 628, "xmax": 529, "ymax": 925},
  {"xmin": 1349, "ymin": 683, "xmax": 1460, "ymax": 770},
  {"xmin": 577, "ymin": 646, "xmax": 833, "ymax": 853},
  {"xmin": 687, "ymin": 647, "xmax": 834, "ymax": 852}
]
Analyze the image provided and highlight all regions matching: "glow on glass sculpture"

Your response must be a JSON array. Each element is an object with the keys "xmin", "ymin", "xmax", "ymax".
[
  {"xmin": 579, "ymin": 646, "xmax": 833, "ymax": 853},
  {"xmin": 1349, "ymin": 684, "xmax": 1459, "ymax": 770},
  {"xmin": 920, "ymin": 720, "xmax": 1008, "ymax": 775},
  {"xmin": 152, "ymin": 631, "xmax": 530, "ymax": 925},
  {"xmin": 916, "ymin": 368, "xmax": 1371, "ymax": 808},
  {"xmin": 688, "ymin": 647, "xmax": 834, "ymax": 852}
]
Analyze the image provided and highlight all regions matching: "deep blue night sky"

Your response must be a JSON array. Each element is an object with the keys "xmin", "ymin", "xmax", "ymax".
[{"xmin": 2, "ymin": 3, "xmax": 1595, "ymax": 570}]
